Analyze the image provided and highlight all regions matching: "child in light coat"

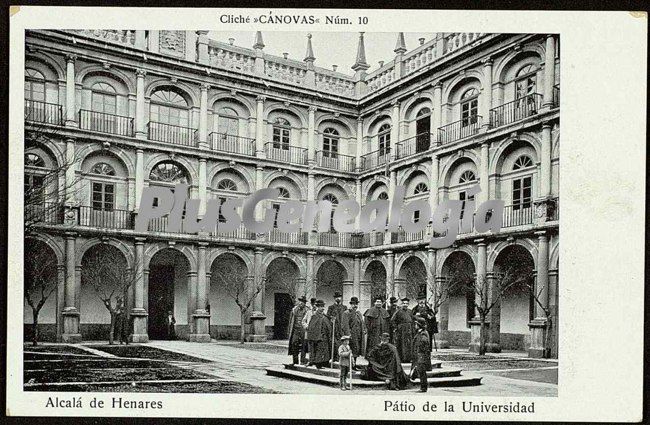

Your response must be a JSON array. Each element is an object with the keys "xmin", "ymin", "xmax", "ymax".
[{"xmin": 338, "ymin": 335, "xmax": 353, "ymax": 390}]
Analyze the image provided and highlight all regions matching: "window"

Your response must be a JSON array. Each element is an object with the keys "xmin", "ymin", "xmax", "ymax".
[
  {"xmin": 512, "ymin": 155, "xmax": 534, "ymax": 170},
  {"xmin": 272, "ymin": 203, "xmax": 281, "ymax": 228},
  {"xmin": 459, "ymin": 190, "xmax": 475, "ymax": 220},
  {"xmin": 25, "ymin": 153, "xmax": 46, "ymax": 168},
  {"xmin": 25, "ymin": 69, "xmax": 45, "ymax": 102},
  {"xmin": 218, "ymin": 197, "xmax": 228, "ymax": 223},
  {"xmin": 217, "ymin": 107, "xmax": 238, "ymax": 137},
  {"xmin": 91, "ymin": 82, "xmax": 117, "ymax": 114},
  {"xmin": 460, "ymin": 88, "xmax": 479, "ymax": 127},
  {"xmin": 149, "ymin": 162, "xmax": 188, "ymax": 184},
  {"xmin": 415, "ymin": 108, "xmax": 431, "ymax": 152},
  {"xmin": 322, "ymin": 194, "xmax": 338, "ymax": 232},
  {"xmin": 277, "ymin": 187, "xmax": 291, "ymax": 199},
  {"xmin": 378, "ymin": 124, "xmax": 391, "ymax": 156},
  {"xmin": 512, "ymin": 176, "xmax": 532, "ymax": 210},
  {"xmin": 413, "ymin": 210, "xmax": 421, "ymax": 223},
  {"xmin": 459, "ymin": 170, "xmax": 476, "ymax": 184},
  {"xmin": 24, "ymin": 174, "xmax": 45, "ymax": 202},
  {"xmin": 216, "ymin": 178, "xmax": 238, "ymax": 191},
  {"xmin": 92, "ymin": 182, "xmax": 114, "ymax": 211},
  {"xmin": 515, "ymin": 65, "xmax": 537, "ymax": 99},
  {"xmin": 150, "ymin": 89, "xmax": 190, "ymax": 127},
  {"xmin": 413, "ymin": 182, "xmax": 429, "ymax": 195},
  {"xmin": 377, "ymin": 192, "xmax": 389, "ymax": 200},
  {"xmin": 90, "ymin": 162, "xmax": 116, "ymax": 176},
  {"xmin": 272, "ymin": 118, "xmax": 291, "ymax": 150},
  {"xmin": 322, "ymin": 128, "xmax": 339, "ymax": 158}
]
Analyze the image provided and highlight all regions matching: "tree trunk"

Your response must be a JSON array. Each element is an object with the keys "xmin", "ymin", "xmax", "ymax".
[
  {"xmin": 544, "ymin": 315, "xmax": 552, "ymax": 359},
  {"xmin": 32, "ymin": 308, "xmax": 40, "ymax": 346},
  {"xmin": 109, "ymin": 312, "xmax": 115, "ymax": 345},
  {"xmin": 479, "ymin": 315, "xmax": 486, "ymax": 356},
  {"xmin": 240, "ymin": 310, "xmax": 246, "ymax": 344}
]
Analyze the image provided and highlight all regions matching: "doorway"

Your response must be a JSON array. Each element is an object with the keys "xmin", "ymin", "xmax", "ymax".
[
  {"xmin": 415, "ymin": 113, "xmax": 431, "ymax": 152},
  {"xmin": 273, "ymin": 292, "xmax": 293, "ymax": 339},
  {"xmin": 148, "ymin": 265, "xmax": 175, "ymax": 340}
]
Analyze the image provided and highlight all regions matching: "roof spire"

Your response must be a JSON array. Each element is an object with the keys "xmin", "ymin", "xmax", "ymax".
[
  {"xmin": 253, "ymin": 31, "xmax": 265, "ymax": 50},
  {"xmin": 394, "ymin": 32, "xmax": 407, "ymax": 54},
  {"xmin": 304, "ymin": 33, "xmax": 315, "ymax": 63},
  {"xmin": 352, "ymin": 32, "xmax": 370, "ymax": 72}
]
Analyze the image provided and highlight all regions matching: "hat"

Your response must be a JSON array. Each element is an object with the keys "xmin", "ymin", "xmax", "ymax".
[
  {"xmin": 310, "ymin": 297, "xmax": 317, "ymax": 304},
  {"xmin": 341, "ymin": 335, "xmax": 351, "ymax": 341},
  {"xmin": 297, "ymin": 295, "xmax": 307, "ymax": 303},
  {"xmin": 381, "ymin": 332, "xmax": 390, "ymax": 338},
  {"xmin": 374, "ymin": 297, "xmax": 384, "ymax": 303},
  {"xmin": 389, "ymin": 296, "xmax": 398, "ymax": 302},
  {"xmin": 401, "ymin": 297, "xmax": 410, "ymax": 302},
  {"xmin": 333, "ymin": 292, "xmax": 342, "ymax": 298},
  {"xmin": 349, "ymin": 297, "xmax": 359, "ymax": 305},
  {"xmin": 315, "ymin": 299, "xmax": 325, "ymax": 307},
  {"xmin": 416, "ymin": 317, "xmax": 427, "ymax": 327}
]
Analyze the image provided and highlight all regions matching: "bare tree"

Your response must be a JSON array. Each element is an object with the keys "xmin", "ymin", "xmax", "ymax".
[
  {"xmin": 24, "ymin": 240, "xmax": 58, "ymax": 346},
  {"xmin": 401, "ymin": 266, "xmax": 465, "ymax": 326},
  {"xmin": 81, "ymin": 245, "xmax": 140, "ymax": 344},
  {"xmin": 522, "ymin": 277, "xmax": 553, "ymax": 358}
]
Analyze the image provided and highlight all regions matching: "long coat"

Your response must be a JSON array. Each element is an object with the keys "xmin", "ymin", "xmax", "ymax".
[
  {"xmin": 341, "ymin": 308, "xmax": 365, "ymax": 356},
  {"xmin": 364, "ymin": 307, "xmax": 390, "ymax": 353},
  {"xmin": 391, "ymin": 309, "xmax": 414, "ymax": 363},
  {"xmin": 326, "ymin": 303, "xmax": 347, "ymax": 360},
  {"xmin": 288, "ymin": 305, "xmax": 308, "ymax": 355},
  {"xmin": 387, "ymin": 304, "xmax": 398, "ymax": 343},
  {"xmin": 412, "ymin": 329, "xmax": 432, "ymax": 371},
  {"xmin": 306, "ymin": 312, "xmax": 332, "ymax": 364}
]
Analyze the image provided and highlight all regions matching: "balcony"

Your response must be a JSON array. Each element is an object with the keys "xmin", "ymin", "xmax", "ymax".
[
  {"xmin": 395, "ymin": 133, "xmax": 433, "ymax": 160},
  {"xmin": 438, "ymin": 116, "xmax": 482, "ymax": 145},
  {"xmin": 24, "ymin": 100, "xmax": 63, "ymax": 125},
  {"xmin": 501, "ymin": 203, "xmax": 534, "ymax": 228},
  {"xmin": 25, "ymin": 202, "xmax": 63, "ymax": 225},
  {"xmin": 210, "ymin": 132, "xmax": 256, "ymax": 156},
  {"xmin": 553, "ymin": 85, "xmax": 560, "ymax": 108},
  {"xmin": 360, "ymin": 149, "xmax": 389, "ymax": 171},
  {"xmin": 266, "ymin": 228, "xmax": 308, "ymax": 244},
  {"xmin": 78, "ymin": 206, "xmax": 134, "ymax": 229},
  {"xmin": 264, "ymin": 142, "xmax": 308, "ymax": 165},
  {"xmin": 148, "ymin": 122, "xmax": 195, "ymax": 146},
  {"xmin": 210, "ymin": 223, "xmax": 256, "ymax": 241},
  {"xmin": 318, "ymin": 232, "xmax": 365, "ymax": 248},
  {"xmin": 489, "ymin": 94, "xmax": 542, "ymax": 128},
  {"xmin": 79, "ymin": 109, "xmax": 134, "ymax": 137},
  {"xmin": 391, "ymin": 226, "xmax": 426, "ymax": 243},
  {"xmin": 315, "ymin": 151, "xmax": 356, "ymax": 172}
]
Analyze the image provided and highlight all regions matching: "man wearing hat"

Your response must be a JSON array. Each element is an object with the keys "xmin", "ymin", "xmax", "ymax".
[
  {"xmin": 288, "ymin": 296, "xmax": 309, "ymax": 365},
  {"xmin": 301, "ymin": 297, "xmax": 318, "ymax": 363},
  {"xmin": 364, "ymin": 297, "xmax": 390, "ymax": 353},
  {"xmin": 386, "ymin": 296, "xmax": 399, "ymax": 343},
  {"xmin": 412, "ymin": 297, "xmax": 437, "ymax": 349},
  {"xmin": 362, "ymin": 332, "xmax": 408, "ymax": 390},
  {"xmin": 342, "ymin": 297, "xmax": 365, "ymax": 367},
  {"xmin": 391, "ymin": 298, "xmax": 414, "ymax": 363},
  {"xmin": 412, "ymin": 317, "xmax": 432, "ymax": 392},
  {"xmin": 306, "ymin": 299, "xmax": 332, "ymax": 368},
  {"xmin": 326, "ymin": 291, "xmax": 347, "ymax": 361}
]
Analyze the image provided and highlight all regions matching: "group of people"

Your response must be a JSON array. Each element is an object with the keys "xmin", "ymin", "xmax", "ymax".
[{"xmin": 287, "ymin": 292, "xmax": 438, "ymax": 392}]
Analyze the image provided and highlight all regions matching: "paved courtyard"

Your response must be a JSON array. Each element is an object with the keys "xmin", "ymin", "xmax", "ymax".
[{"xmin": 24, "ymin": 341, "xmax": 557, "ymax": 396}]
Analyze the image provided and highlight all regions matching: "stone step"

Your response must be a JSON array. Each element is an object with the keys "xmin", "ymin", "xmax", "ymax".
[
  {"xmin": 284, "ymin": 363, "xmax": 458, "ymax": 380},
  {"xmin": 328, "ymin": 360, "xmax": 442, "ymax": 370}
]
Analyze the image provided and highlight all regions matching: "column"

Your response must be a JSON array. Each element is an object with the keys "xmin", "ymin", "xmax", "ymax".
[
  {"xmin": 198, "ymin": 84, "xmax": 209, "ymax": 148},
  {"xmin": 435, "ymin": 276, "xmax": 451, "ymax": 348},
  {"xmin": 196, "ymin": 30, "xmax": 209, "ymax": 64},
  {"xmin": 190, "ymin": 243, "xmax": 210, "ymax": 342},
  {"xmin": 426, "ymin": 248, "xmax": 436, "ymax": 303},
  {"xmin": 429, "ymin": 154, "xmax": 439, "ymax": 211},
  {"xmin": 135, "ymin": 69, "xmax": 147, "ymax": 139},
  {"xmin": 529, "ymin": 231, "xmax": 550, "ymax": 357},
  {"xmin": 542, "ymin": 35, "xmax": 556, "ymax": 109},
  {"xmin": 65, "ymin": 54, "xmax": 77, "ymax": 127},
  {"xmin": 353, "ymin": 256, "xmax": 361, "ymax": 298},
  {"xmin": 385, "ymin": 171, "xmax": 397, "ymax": 244},
  {"xmin": 134, "ymin": 149, "xmax": 144, "ymax": 211},
  {"xmin": 385, "ymin": 251, "xmax": 395, "ymax": 298},
  {"xmin": 134, "ymin": 30, "xmax": 146, "ymax": 49},
  {"xmin": 390, "ymin": 101, "xmax": 400, "ymax": 158},
  {"xmin": 306, "ymin": 251, "xmax": 316, "ymax": 298},
  {"xmin": 355, "ymin": 117, "xmax": 363, "ymax": 171},
  {"xmin": 480, "ymin": 142, "xmax": 489, "ymax": 203},
  {"xmin": 482, "ymin": 58, "xmax": 493, "ymax": 129},
  {"xmin": 248, "ymin": 247, "xmax": 267, "ymax": 342},
  {"xmin": 255, "ymin": 96, "xmax": 266, "ymax": 157},
  {"xmin": 307, "ymin": 106, "xmax": 316, "ymax": 164},
  {"xmin": 540, "ymin": 122, "xmax": 552, "ymax": 198},
  {"xmin": 432, "ymin": 82, "xmax": 443, "ymax": 143},
  {"xmin": 61, "ymin": 233, "xmax": 80, "ymax": 342},
  {"xmin": 470, "ymin": 239, "xmax": 501, "ymax": 353},
  {"xmin": 64, "ymin": 138, "xmax": 76, "ymax": 205},
  {"xmin": 198, "ymin": 159, "xmax": 207, "ymax": 216},
  {"xmin": 130, "ymin": 237, "xmax": 148, "ymax": 342}
]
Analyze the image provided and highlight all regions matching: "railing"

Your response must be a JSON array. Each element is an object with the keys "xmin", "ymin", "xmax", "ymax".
[
  {"xmin": 147, "ymin": 215, "xmax": 188, "ymax": 234},
  {"xmin": 391, "ymin": 226, "xmax": 426, "ymax": 243},
  {"xmin": 366, "ymin": 64, "xmax": 397, "ymax": 93},
  {"xmin": 445, "ymin": 33, "xmax": 486, "ymax": 54},
  {"xmin": 148, "ymin": 122, "xmax": 195, "ymax": 146},
  {"xmin": 490, "ymin": 94, "xmax": 542, "ymax": 128},
  {"xmin": 24, "ymin": 100, "xmax": 63, "ymax": 125},
  {"xmin": 395, "ymin": 133, "xmax": 432, "ymax": 159},
  {"xmin": 264, "ymin": 142, "xmax": 308, "ymax": 165},
  {"xmin": 78, "ymin": 206, "xmax": 133, "ymax": 229},
  {"xmin": 266, "ymin": 228, "xmax": 308, "ymax": 245},
  {"xmin": 315, "ymin": 151, "xmax": 356, "ymax": 172},
  {"xmin": 211, "ymin": 222, "xmax": 256, "ymax": 241},
  {"xmin": 25, "ymin": 202, "xmax": 63, "ymax": 225},
  {"xmin": 437, "ymin": 116, "xmax": 482, "ymax": 145},
  {"xmin": 553, "ymin": 85, "xmax": 560, "ymax": 108},
  {"xmin": 362, "ymin": 232, "xmax": 385, "ymax": 247},
  {"xmin": 208, "ymin": 45, "xmax": 256, "ymax": 74},
  {"xmin": 360, "ymin": 149, "xmax": 390, "ymax": 171},
  {"xmin": 403, "ymin": 42, "xmax": 437, "ymax": 76},
  {"xmin": 210, "ymin": 132, "xmax": 256, "ymax": 156},
  {"xmin": 317, "ymin": 232, "xmax": 366, "ymax": 248},
  {"xmin": 315, "ymin": 72, "xmax": 356, "ymax": 97},
  {"xmin": 265, "ymin": 59, "xmax": 307, "ymax": 85},
  {"xmin": 79, "ymin": 109, "xmax": 134, "ymax": 137},
  {"xmin": 502, "ymin": 203, "xmax": 534, "ymax": 228}
]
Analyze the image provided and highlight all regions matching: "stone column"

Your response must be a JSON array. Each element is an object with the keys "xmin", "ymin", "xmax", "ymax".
[
  {"xmin": 353, "ymin": 256, "xmax": 361, "ymax": 299},
  {"xmin": 385, "ymin": 171, "xmax": 397, "ymax": 244},
  {"xmin": 248, "ymin": 247, "xmax": 267, "ymax": 342},
  {"xmin": 542, "ymin": 35, "xmax": 556, "ymax": 109},
  {"xmin": 390, "ymin": 101, "xmax": 400, "ymax": 158},
  {"xmin": 190, "ymin": 242, "xmax": 211, "ymax": 342},
  {"xmin": 135, "ymin": 69, "xmax": 147, "ymax": 139},
  {"xmin": 540, "ymin": 122, "xmax": 552, "ymax": 198},
  {"xmin": 434, "ymin": 276, "xmax": 451, "ymax": 348},
  {"xmin": 426, "ymin": 248, "xmax": 436, "ymax": 302},
  {"xmin": 469, "ymin": 239, "xmax": 500, "ymax": 353},
  {"xmin": 196, "ymin": 30, "xmax": 209, "ymax": 64},
  {"xmin": 429, "ymin": 154, "xmax": 439, "ymax": 211},
  {"xmin": 529, "ymin": 231, "xmax": 550, "ymax": 357},
  {"xmin": 432, "ymin": 82, "xmax": 443, "ymax": 144},
  {"xmin": 198, "ymin": 158, "xmax": 207, "ymax": 216},
  {"xmin": 64, "ymin": 138, "xmax": 76, "ymax": 205},
  {"xmin": 306, "ymin": 251, "xmax": 316, "ymax": 298},
  {"xmin": 481, "ymin": 58, "xmax": 493, "ymax": 129},
  {"xmin": 130, "ymin": 237, "xmax": 148, "ymax": 342},
  {"xmin": 61, "ymin": 232, "xmax": 81, "ymax": 342},
  {"xmin": 355, "ymin": 117, "xmax": 363, "ymax": 171},
  {"xmin": 135, "ymin": 149, "xmax": 144, "ymax": 211},
  {"xmin": 480, "ymin": 142, "xmax": 489, "ymax": 204},
  {"xmin": 198, "ymin": 83, "xmax": 209, "ymax": 148},
  {"xmin": 307, "ymin": 106, "xmax": 316, "ymax": 164},
  {"xmin": 65, "ymin": 54, "xmax": 78, "ymax": 127},
  {"xmin": 385, "ymin": 251, "xmax": 395, "ymax": 298},
  {"xmin": 255, "ymin": 96, "xmax": 266, "ymax": 157}
]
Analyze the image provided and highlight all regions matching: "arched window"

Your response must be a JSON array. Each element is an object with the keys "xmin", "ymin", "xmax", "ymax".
[
  {"xmin": 277, "ymin": 187, "xmax": 291, "ymax": 199},
  {"xmin": 377, "ymin": 192, "xmax": 389, "ymax": 200},
  {"xmin": 413, "ymin": 182, "xmax": 429, "ymax": 195},
  {"xmin": 513, "ymin": 155, "xmax": 534, "ymax": 170},
  {"xmin": 150, "ymin": 89, "xmax": 190, "ymax": 127},
  {"xmin": 515, "ymin": 64, "xmax": 537, "ymax": 99},
  {"xmin": 24, "ymin": 153, "xmax": 46, "ymax": 202},
  {"xmin": 216, "ymin": 178, "xmax": 238, "ymax": 191},
  {"xmin": 24, "ymin": 69, "xmax": 45, "ymax": 102},
  {"xmin": 461, "ymin": 88, "xmax": 479, "ymax": 127},
  {"xmin": 217, "ymin": 107, "xmax": 238, "ymax": 137},
  {"xmin": 323, "ymin": 128, "xmax": 339, "ymax": 158},
  {"xmin": 25, "ymin": 153, "xmax": 46, "ymax": 168},
  {"xmin": 91, "ymin": 82, "xmax": 117, "ymax": 114},
  {"xmin": 272, "ymin": 117, "xmax": 291, "ymax": 150},
  {"xmin": 415, "ymin": 108, "xmax": 432, "ymax": 152},
  {"xmin": 149, "ymin": 162, "xmax": 188, "ymax": 184},
  {"xmin": 512, "ymin": 156, "xmax": 533, "ymax": 210},
  {"xmin": 322, "ymin": 193, "xmax": 339, "ymax": 205},
  {"xmin": 459, "ymin": 170, "xmax": 476, "ymax": 184},
  {"xmin": 90, "ymin": 162, "xmax": 116, "ymax": 176},
  {"xmin": 378, "ymin": 124, "xmax": 391, "ymax": 156},
  {"xmin": 417, "ymin": 108, "xmax": 431, "ymax": 118}
]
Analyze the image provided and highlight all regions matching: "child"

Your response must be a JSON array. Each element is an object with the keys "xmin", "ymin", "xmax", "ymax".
[{"xmin": 338, "ymin": 335, "xmax": 352, "ymax": 390}]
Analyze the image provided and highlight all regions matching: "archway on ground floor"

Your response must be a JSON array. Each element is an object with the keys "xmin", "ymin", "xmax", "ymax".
[
  {"xmin": 147, "ymin": 248, "xmax": 190, "ymax": 340},
  {"xmin": 24, "ymin": 238, "xmax": 60, "ymax": 339},
  {"xmin": 265, "ymin": 257, "xmax": 300, "ymax": 340},
  {"xmin": 493, "ymin": 244, "xmax": 535, "ymax": 337},
  {"xmin": 441, "ymin": 251, "xmax": 476, "ymax": 333},
  {"xmin": 396, "ymin": 256, "xmax": 427, "ymax": 302},
  {"xmin": 315, "ymin": 260, "xmax": 347, "ymax": 304},
  {"xmin": 80, "ymin": 243, "xmax": 130, "ymax": 341},
  {"xmin": 209, "ymin": 252, "xmax": 250, "ymax": 340},
  {"xmin": 363, "ymin": 260, "xmax": 387, "ymax": 304}
]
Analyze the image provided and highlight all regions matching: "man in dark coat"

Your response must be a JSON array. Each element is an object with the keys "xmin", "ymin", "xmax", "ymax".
[
  {"xmin": 288, "ymin": 296, "xmax": 309, "ymax": 365},
  {"xmin": 306, "ymin": 300, "xmax": 332, "ymax": 368},
  {"xmin": 326, "ymin": 291, "xmax": 347, "ymax": 361},
  {"xmin": 386, "ymin": 296, "xmax": 399, "ymax": 343},
  {"xmin": 167, "ymin": 310, "xmax": 176, "ymax": 340},
  {"xmin": 114, "ymin": 297, "xmax": 129, "ymax": 345},
  {"xmin": 341, "ymin": 297, "xmax": 365, "ymax": 367},
  {"xmin": 391, "ymin": 298, "xmax": 414, "ymax": 363},
  {"xmin": 412, "ymin": 298, "xmax": 437, "ymax": 348},
  {"xmin": 412, "ymin": 317, "xmax": 432, "ymax": 392},
  {"xmin": 364, "ymin": 297, "xmax": 390, "ymax": 353},
  {"xmin": 362, "ymin": 332, "xmax": 408, "ymax": 390}
]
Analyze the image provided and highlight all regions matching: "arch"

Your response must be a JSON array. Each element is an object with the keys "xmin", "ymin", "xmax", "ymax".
[
  {"xmin": 264, "ymin": 172, "xmax": 306, "ymax": 200},
  {"xmin": 315, "ymin": 259, "xmax": 348, "ymax": 302},
  {"xmin": 395, "ymin": 255, "xmax": 428, "ymax": 300},
  {"xmin": 439, "ymin": 154, "xmax": 480, "ymax": 189},
  {"xmin": 264, "ymin": 103, "xmax": 307, "ymax": 128},
  {"xmin": 489, "ymin": 134, "xmax": 541, "ymax": 176},
  {"xmin": 207, "ymin": 247, "xmax": 253, "ymax": 273},
  {"xmin": 364, "ymin": 180, "xmax": 390, "ymax": 204},
  {"xmin": 144, "ymin": 155, "xmax": 197, "ymax": 186},
  {"xmin": 401, "ymin": 93, "xmax": 435, "ymax": 121},
  {"xmin": 442, "ymin": 69, "xmax": 485, "ymax": 105},
  {"xmin": 209, "ymin": 251, "xmax": 252, "ymax": 330},
  {"xmin": 210, "ymin": 94, "xmax": 254, "ymax": 118},
  {"xmin": 436, "ymin": 247, "xmax": 477, "ymax": 276},
  {"xmin": 313, "ymin": 255, "xmax": 353, "ymax": 281},
  {"xmin": 549, "ymin": 238, "xmax": 559, "ymax": 270},
  {"xmin": 25, "ymin": 52, "xmax": 65, "ymax": 81},
  {"xmin": 261, "ymin": 251, "xmax": 306, "ymax": 277},
  {"xmin": 315, "ymin": 115, "xmax": 355, "ymax": 136},
  {"xmin": 77, "ymin": 66, "xmax": 135, "ymax": 94},
  {"xmin": 207, "ymin": 163, "xmax": 254, "ymax": 194},
  {"xmin": 76, "ymin": 144, "xmax": 135, "ymax": 177},
  {"xmin": 76, "ymin": 237, "xmax": 134, "ymax": 269},
  {"xmin": 487, "ymin": 240, "xmax": 538, "ymax": 271},
  {"xmin": 144, "ymin": 243, "xmax": 197, "ymax": 272},
  {"xmin": 24, "ymin": 139, "xmax": 62, "ymax": 171},
  {"xmin": 80, "ymin": 150, "xmax": 130, "ymax": 178},
  {"xmin": 316, "ymin": 182, "xmax": 349, "ymax": 201},
  {"xmin": 145, "ymin": 79, "xmax": 199, "ymax": 107},
  {"xmin": 362, "ymin": 259, "xmax": 387, "ymax": 301},
  {"xmin": 210, "ymin": 167, "xmax": 252, "ymax": 194},
  {"xmin": 25, "ymin": 234, "xmax": 64, "ymax": 266},
  {"xmin": 401, "ymin": 169, "xmax": 430, "ymax": 196},
  {"xmin": 493, "ymin": 43, "xmax": 546, "ymax": 84},
  {"xmin": 363, "ymin": 113, "xmax": 392, "ymax": 135}
]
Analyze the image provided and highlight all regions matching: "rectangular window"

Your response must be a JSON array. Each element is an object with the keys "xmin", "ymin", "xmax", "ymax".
[
  {"xmin": 92, "ymin": 182, "xmax": 114, "ymax": 211},
  {"xmin": 378, "ymin": 134, "xmax": 390, "ymax": 156},
  {"xmin": 272, "ymin": 127, "xmax": 290, "ymax": 150},
  {"xmin": 272, "ymin": 203, "xmax": 281, "ymax": 228},
  {"xmin": 461, "ymin": 99, "xmax": 478, "ymax": 127},
  {"xmin": 413, "ymin": 210, "xmax": 420, "ymax": 223},
  {"xmin": 323, "ymin": 137, "xmax": 339, "ymax": 158},
  {"xmin": 512, "ymin": 176, "xmax": 532, "ymax": 210},
  {"xmin": 25, "ymin": 174, "xmax": 45, "ymax": 202},
  {"xmin": 459, "ymin": 191, "xmax": 475, "ymax": 220},
  {"xmin": 218, "ymin": 197, "xmax": 227, "ymax": 223}
]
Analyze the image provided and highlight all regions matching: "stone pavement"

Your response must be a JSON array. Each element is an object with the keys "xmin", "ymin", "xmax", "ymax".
[{"xmin": 148, "ymin": 340, "xmax": 557, "ymax": 396}]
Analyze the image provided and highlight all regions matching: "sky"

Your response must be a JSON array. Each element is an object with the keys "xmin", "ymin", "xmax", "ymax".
[{"xmin": 209, "ymin": 31, "xmax": 437, "ymax": 75}]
